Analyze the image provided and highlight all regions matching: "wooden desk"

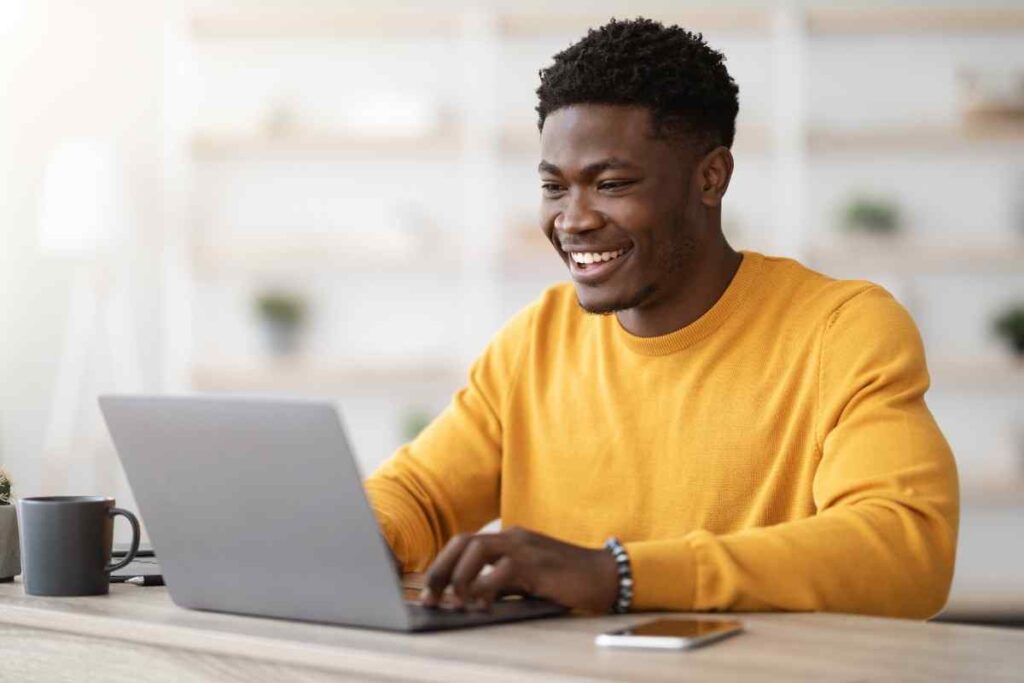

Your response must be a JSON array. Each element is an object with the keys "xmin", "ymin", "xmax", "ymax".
[{"xmin": 1, "ymin": 580, "xmax": 1022, "ymax": 682}]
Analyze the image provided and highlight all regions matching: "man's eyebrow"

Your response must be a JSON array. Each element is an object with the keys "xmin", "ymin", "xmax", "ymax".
[{"xmin": 538, "ymin": 158, "xmax": 640, "ymax": 176}]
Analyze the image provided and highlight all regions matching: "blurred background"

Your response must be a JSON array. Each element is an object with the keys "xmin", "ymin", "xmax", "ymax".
[{"xmin": 0, "ymin": 0, "xmax": 1021, "ymax": 624}]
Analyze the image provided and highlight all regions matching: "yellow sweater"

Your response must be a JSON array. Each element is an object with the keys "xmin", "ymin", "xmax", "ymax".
[{"xmin": 366, "ymin": 250, "xmax": 959, "ymax": 618}]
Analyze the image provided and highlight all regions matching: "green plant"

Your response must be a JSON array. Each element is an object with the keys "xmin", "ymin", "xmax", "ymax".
[
  {"xmin": 842, "ymin": 195, "xmax": 901, "ymax": 235},
  {"xmin": 993, "ymin": 304, "xmax": 1024, "ymax": 356},
  {"xmin": 0, "ymin": 468, "xmax": 11, "ymax": 505},
  {"xmin": 255, "ymin": 291, "xmax": 306, "ymax": 328},
  {"xmin": 401, "ymin": 409, "xmax": 434, "ymax": 442}
]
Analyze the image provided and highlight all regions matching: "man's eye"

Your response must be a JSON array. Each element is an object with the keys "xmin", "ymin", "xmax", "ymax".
[
  {"xmin": 541, "ymin": 183, "xmax": 566, "ymax": 196},
  {"xmin": 599, "ymin": 180, "xmax": 635, "ymax": 191}
]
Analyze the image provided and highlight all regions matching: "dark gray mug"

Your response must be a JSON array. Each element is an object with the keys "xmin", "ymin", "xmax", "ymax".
[{"xmin": 18, "ymin": 496, "xmax": 140, "ymax": 596}]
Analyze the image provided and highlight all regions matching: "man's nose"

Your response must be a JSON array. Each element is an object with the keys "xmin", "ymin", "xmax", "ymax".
[{"xmin": 554, "ymin": 192, "xmax": 604, "ymax": 234}]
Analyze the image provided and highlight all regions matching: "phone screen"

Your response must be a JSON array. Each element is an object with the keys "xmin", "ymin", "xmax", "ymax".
[{"xmin": 616, "ymin": 618, "xmax": 743, "ymax": 638}]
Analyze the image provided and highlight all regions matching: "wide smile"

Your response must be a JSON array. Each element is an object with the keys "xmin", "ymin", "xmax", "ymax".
[{"xmin": 565, "ymin": 246, "xmax": 633, "ymax": 285}]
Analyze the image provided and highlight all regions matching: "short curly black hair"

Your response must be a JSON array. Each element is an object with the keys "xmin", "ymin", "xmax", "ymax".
[{"xmin": 536, "ymin": 17, "xmax": 739, "ymax": 151}]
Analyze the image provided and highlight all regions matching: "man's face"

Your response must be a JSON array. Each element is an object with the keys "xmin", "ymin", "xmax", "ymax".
[{"xmin": 539, "ymin": 105, "xmax": 703, "ymax": 315}]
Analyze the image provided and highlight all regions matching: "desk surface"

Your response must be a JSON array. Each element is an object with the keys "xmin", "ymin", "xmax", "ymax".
[{"xmin": 1, "ymin": 580, "xmax": 1022, "ymax": 682}]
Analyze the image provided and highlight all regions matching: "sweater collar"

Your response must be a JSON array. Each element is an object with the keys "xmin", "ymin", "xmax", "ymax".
[{"xmin": 613, "ymin": 250, "xmax": 765, "ymax": 356}]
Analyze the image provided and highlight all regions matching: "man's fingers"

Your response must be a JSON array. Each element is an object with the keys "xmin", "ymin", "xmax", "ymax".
[
  {"xmin": 467, "ymin": 556, "xmax": 517, "ymax": 608},
  {"xmin": 422, "ymin": 534, "xmax": 472, "ymax": 605},
  {"xmin": 449, "ymin": 535, "xmax": 506, "ymax": 608}
]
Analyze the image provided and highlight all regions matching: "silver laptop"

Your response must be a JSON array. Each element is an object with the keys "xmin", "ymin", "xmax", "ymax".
[{"xmin": 99, "ymin": 395, "xmax": 566, "ymax": 632}]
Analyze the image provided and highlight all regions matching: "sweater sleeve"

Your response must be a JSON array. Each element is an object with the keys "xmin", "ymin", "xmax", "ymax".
[
  {"xmin": 363, "ymin": 304, "xmax": 535, "ymax": 572},
  {"xmin": 624, "ymin": 286, "xmax": 960, "ymax": 619}
]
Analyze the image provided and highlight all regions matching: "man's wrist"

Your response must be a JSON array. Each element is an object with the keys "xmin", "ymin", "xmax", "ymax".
[{"xmin": 590, "ymin": 545, "xmax": 621, "ymax": 613}]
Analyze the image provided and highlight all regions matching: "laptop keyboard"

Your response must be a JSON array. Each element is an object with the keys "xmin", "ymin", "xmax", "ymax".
[
  {"xmin": 402, "ymin": 585, "xmax": 543, "ymax": 610},
  {"xmin": 402, "ymin": 586, "xmax": 468, "ymax": 611}
]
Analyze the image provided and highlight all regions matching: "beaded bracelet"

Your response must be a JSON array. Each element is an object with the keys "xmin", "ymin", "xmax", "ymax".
[{"xmin": 604, "ymin": 537, "xmax": 633, "ymax": 614}]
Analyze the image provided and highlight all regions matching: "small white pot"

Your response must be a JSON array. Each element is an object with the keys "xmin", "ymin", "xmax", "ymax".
[{"xmin": 0, "ymin": 505, "xmax": 20, "ymax": 581}]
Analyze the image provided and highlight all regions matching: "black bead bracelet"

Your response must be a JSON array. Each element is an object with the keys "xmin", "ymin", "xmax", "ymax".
[{"xmin": 603, "ymin": 537, "xmax": 633, "ymax": 614}]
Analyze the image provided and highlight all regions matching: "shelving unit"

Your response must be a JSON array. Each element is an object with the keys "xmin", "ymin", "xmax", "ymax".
[
  {"xmin": 156, "ymin": 2, "xmax": 1024, "ymax": 621},
  {"xmin": 163, "ymin": 0, "xmax": 1024, "ymax": 481}
]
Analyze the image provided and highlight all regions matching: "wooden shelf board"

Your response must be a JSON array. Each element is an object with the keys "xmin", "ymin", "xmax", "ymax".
[
  {"xmin": 502, "ymin": 122, "xmax": 1024, "ymax": 157},
  {"xmin": 960, "ymin": 479, "xmax": 1024, "ymax": 507},
  {"xmin": 191, "ymin": 12, "xmax": 460, "ymax": 40},
  {"xmin": 191, "ymin": 131, "xmax": 461, "ymax": 160},
  {"xmin": 194, "ymin": 241, "xmax": 461, "ymax": 277},
  {"xmin": 807, "ymin": 7, "xmax": 1024, "ymax": 35},
  {"xmin": 498, "ymin": 9, "xmax": 772, "ymax": 38},
  {"xmin": 808, "ymin": 123, "xmax": 1024, "ymax": 153},
  {"xmin": 928, "ymin": 358, "xmax": 1024, "ymax": 391},
  {"xmin": 500, "ymin": 251, "xmax": 566, "ymax": 280},
  {"xmin": 192, "ymin": 361, "xmax": 462, "ymax": 391},
  {"xmin": 805, "ymin": 240, "xmax": 1024, "ymax": 275},
  {"xmin": 191, "ymin": 124, "xmax": 1024, "ymax": 161},
  {"xmin": 500, "ymin": 123, "xmax": 774, "ymax": 156},
  {"xmin": 188, "ymin": 7, "xmax": 1024, "ymax": 42}
]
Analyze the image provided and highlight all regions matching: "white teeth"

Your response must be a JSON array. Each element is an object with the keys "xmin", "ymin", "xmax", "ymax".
[{"xmin": 570, "ymin": 248, "xmax": 626, "ymax": 264}]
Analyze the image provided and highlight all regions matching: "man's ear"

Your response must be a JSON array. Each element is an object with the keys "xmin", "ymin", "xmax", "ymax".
[{"xmin": 698, "ymin": 146, "xmax": 734, "ymax": 208}]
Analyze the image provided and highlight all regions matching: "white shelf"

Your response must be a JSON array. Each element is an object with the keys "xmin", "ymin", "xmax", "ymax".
[
  {"xmin": 808, "ymin": 123, "xmax": 1024, "ymax": 154},
  {"xmin": 193, "ymin": 239, "xmax": 460, "ymax": 278},
  {"xmin": 806, "ymin": 239, "xmax": 1024, "ymax": 276},
  {"xmin": 502, "ymin": 122, "xmax": 1024, "ymax": 158},
  {"xmin": 929, "ymin": 358, "xmax": 1024, "ymax": 391},
  {"xmin": 498, "ymin": 9, "xmax": 772, "ymax": 37},
  {"xmin": 191, "ymin": 124, "xmax": 1024, "ymax": 161},
  {"xmin": 960, "ymin": 478, "xmax": 1024, "ymax": 507},
  {"xmin": 190, "ymin": 358, "xmax": 1021, "ymax": 394},
  {"xmin": 190, "ymin": 11, "xmax": 461, "ymax": 40},
  {"xmin": 191, "ymin": 130, "xmax": 461, "ymax": 160},
  {"xmin": 192, "ymin": 360, "xmax": 462, "ymax": 392},
  {"xmin": 806, "ymin": 7, "xmax": 1024, "ymax": 35},
  {"xmin": 500, "ymin": 122, "xmax": 775, "ymax": 157},
  {"xmin": 188, "ymin": 6, "xmax": 1024, "ymax": 42},
  {"xmin": 501, "ymin": 247, "xmax": 566, "ymax": 281}
]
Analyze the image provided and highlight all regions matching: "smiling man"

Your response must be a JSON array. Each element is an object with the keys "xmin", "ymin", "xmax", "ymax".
[{"xmin": 365, "ymin": 18, "xmax": 959, "ymax": 618}]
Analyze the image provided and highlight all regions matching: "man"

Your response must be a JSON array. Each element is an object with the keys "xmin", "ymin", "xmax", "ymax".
[{"xmin": 366, "ymin": 18, "xmax": 958, "ymax": 619}]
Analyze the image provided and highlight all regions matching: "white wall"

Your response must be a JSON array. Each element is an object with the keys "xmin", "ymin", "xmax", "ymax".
[{"xmin": 0, "ymin": 0, "xmax": 166, "ymax": 512}]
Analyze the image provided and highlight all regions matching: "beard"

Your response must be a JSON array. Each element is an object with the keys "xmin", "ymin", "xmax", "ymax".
[
  {"xmin": 576, "ymin": 235, "xmax": 697, "ymax": 316},
  {"xmin": 576, "ymin": 283, "xmax": 656, "ymax": 315}
]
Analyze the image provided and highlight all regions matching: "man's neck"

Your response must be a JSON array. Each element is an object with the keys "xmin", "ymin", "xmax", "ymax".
[{"xmin": 615, "ymin": 242, "xmax": 743, "ymax": 338}]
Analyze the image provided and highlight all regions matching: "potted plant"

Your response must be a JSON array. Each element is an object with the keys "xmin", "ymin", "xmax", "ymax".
[
  {"xmin": 401, "ymin": 409, "xmax": 434, "ymax": 442},
  {"xmin": 255, "ymin": 290, "xmax": 308, "ymax": 357},
  {"xmin": 993, "ymin": 304, "xmax": 1024, "ymax": 358},
  {"xmin": 0, "ymin": 467, "xmax": 19, "ymax": 581},
  {"xmin": 841, "ymin": 194, "xmax": 901, "ymax": 236}
]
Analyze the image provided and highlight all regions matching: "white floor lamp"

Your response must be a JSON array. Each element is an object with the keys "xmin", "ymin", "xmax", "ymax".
[{"xmin": 37, "ymin": 138, "xmax": 141, "ymax": 495}]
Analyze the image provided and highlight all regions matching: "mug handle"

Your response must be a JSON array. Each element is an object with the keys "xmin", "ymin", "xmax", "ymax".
[{"xmin": 106, "ymin": 507, "xmax": 141, "ymax": 573}]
